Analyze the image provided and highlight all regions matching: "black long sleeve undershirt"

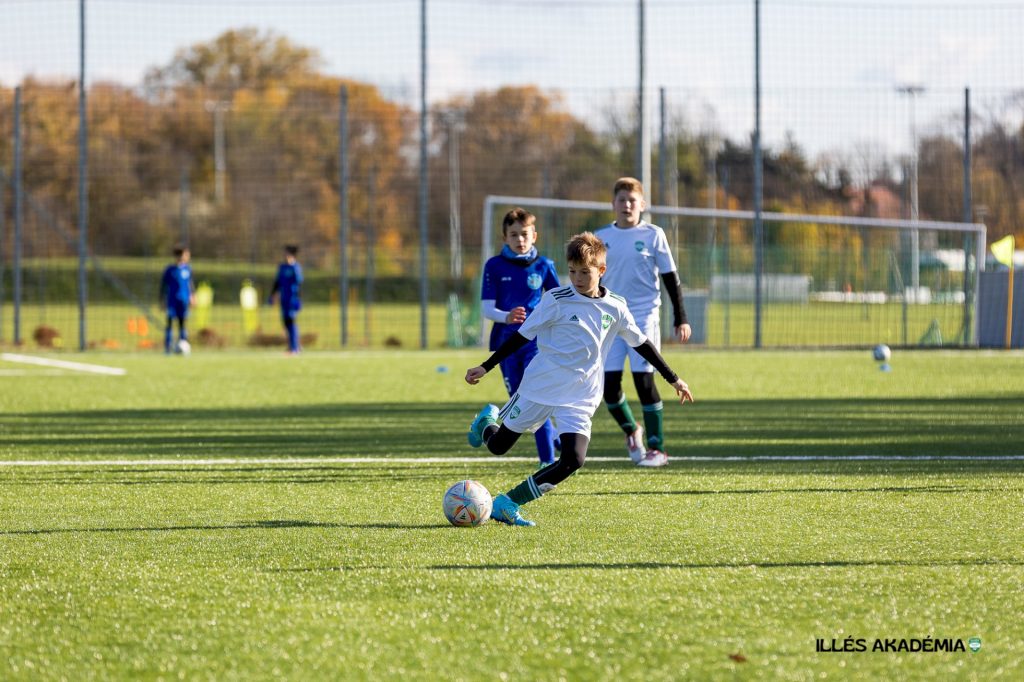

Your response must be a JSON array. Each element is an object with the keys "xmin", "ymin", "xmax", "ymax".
[
  {"xmin": 633, "ymin": 339, "xmax": 679, "ymax": 384},
  {"xmin": 479, "ymin": 332, "xmax": 678, "ymax": 386},
  {"xmin": 660, "ymin": 271, "xmax": 688, "ymax": 327},
  {"xmin": 480, "ymin": 332, "xmax": 530, "ymax": 372}
]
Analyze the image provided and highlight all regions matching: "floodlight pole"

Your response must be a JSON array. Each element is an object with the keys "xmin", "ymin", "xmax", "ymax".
[
  {"xmin": 445, "ymin": 110, "xmax": 465, "ymax": 278},
  {"xmin": 205, "ymin": 101, "xmax": 230, "ymax": 205},
  {"xmin": 896, "ymin": 84, "xmax": 924, "ymax": 297}
]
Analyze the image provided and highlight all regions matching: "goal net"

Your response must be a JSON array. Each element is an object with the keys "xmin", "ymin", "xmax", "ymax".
[{"xmin": 480, "ymin": 195, "xmax": 985, "ymax": 349}]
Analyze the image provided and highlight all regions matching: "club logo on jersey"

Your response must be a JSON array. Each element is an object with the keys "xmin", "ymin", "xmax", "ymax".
[
  {"xmin": 634, "ymin": 241, "xmax": 645, "ymax": 252},
  {"xmin": 601, "ymin": 313, "xmax": 612, "ymax": 329},
  {"xmin": 527, "ymin": 273, "xmax": 543, "ymax": 290},
  {"xmin": 510, "ymin": 406, "xmax": 521, "ymax": 419}
]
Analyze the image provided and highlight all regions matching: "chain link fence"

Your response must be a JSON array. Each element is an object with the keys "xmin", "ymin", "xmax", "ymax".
[{"xmin": 0, "ymin": 0, "xmax": 1021, "ymax": 350}]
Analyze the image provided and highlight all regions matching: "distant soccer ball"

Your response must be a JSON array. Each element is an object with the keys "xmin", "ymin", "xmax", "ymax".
[
  {"xmin": 872, "ymin": 344, "xmax": 891, "ymax": 362},
  {"xmin": 175, "ymin": 339, "xmax": 191, "ymax": 356},
  {"xmin": 443, "ymin": 480, "xmax": 492, "ymax": 527}
]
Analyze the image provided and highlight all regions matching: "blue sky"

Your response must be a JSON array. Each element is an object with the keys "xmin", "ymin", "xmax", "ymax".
[{"xmin": 1, "ymin": 0, "xmax": 1022, "ymax": 160}]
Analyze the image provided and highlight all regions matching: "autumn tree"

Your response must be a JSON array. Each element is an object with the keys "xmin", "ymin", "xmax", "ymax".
[
  {"xmin": 138, "ymin": 29, "xmax": 415, "ymax": 267},
  {"xmin": 432, "ymin": 85, "xmax": 615, "ymax": 264},
  {"xmin": 144, "ymin": 28, "xmax": 323, "ymax": 96}
]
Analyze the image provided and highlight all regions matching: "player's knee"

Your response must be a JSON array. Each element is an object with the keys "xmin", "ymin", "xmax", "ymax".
[
  {"xmin": 559, "ymin": 434, "xmax": 588, "ymax": 472},
  {"xmin": 604, "ymin": 370, "xmax": 625, "ymax": 404},
  {"xmin": 486, "ymin": 425, "xmax": 517, "ymax": 455},
  {"xmin": 633, "ymin": 371, "xmax": 661, "ymax": 405}
]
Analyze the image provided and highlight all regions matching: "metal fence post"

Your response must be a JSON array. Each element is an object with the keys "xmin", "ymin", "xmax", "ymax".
[
  {"xmin": 13, "ymin": 86, "xmax": 23, "ymax": 347},
  {"xmin": 78, "ymin": 0, "xmax": 89, "ymax": 351},
  {"xmin": 752, "ymin": 0, "xmax": 764, "ymax": 348},
  {"xmin": 962, "ymin": 87, "xmax": 973, "ymax": 345},
  {"xmin": 418, "ymin": 0, "xmax": 429, "ymax": 349},
  {"xmin": 0, "ymin": 148, "xmax": 5, "ymax": 343},
  {"xmin": 339, "ymin": 84, "xmax": 350, "ymax": 347},
  {"xmin": 637, "ymin": 0, "xmax": 648, "ymax": 193},
  {"xmin": 366, "ymin": 164, "xmax": 377, "ymax": 346}
]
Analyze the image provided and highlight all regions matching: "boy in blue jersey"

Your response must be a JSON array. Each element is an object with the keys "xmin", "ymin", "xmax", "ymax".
[
  {"xmin": 159, "ymin": 245, "xmax": 195, "ymax": 354},
  {"xmin": 479, "ymin": 208, "xmax": 562, "ymax": 465},
  {"xmin": 270, "ymin": 244, "xmax": 303, "ymax": 354}
]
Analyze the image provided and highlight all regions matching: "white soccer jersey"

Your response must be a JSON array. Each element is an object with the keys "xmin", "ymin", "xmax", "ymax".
[
  {"xmin": 514, "ymin": 285, "xmax": 646, "ymax": 410},
  {"xmin": 594, "ymin": 222, "xmax": 677, "ymax": 320}
]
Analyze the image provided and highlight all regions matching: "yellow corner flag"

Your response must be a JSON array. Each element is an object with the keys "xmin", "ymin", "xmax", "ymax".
[{"xmin": 990, "ymin": 234, "xmax": 1015, "ymax": 268}]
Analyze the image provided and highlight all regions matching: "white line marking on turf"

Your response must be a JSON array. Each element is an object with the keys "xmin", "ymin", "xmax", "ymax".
[
  {"xmin": 0, "ymin": 369, "xmax": 68, "ymax": 376},
  {"xmin": 0, "ymin": 353, "xmax": 126, "ymax": 376},
  {"xmin": 0, "ymin": 455, "xmax": 1022, "ymax": 468}
]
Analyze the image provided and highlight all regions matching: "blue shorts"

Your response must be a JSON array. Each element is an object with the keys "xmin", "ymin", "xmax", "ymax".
[{"xmin": 167, "ymin": 302, "xmax": 189, "ymax": 321}]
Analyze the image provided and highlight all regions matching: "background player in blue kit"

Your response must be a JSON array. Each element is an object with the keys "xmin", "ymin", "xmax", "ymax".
[
  {"xmin": 160, "ymin": 245, "xmax": 195, "ymax": 353},
  {"xmin": 270, "ymin": 244, "xmax": 304, "ymax": 354},
  {"xmin": 478, "ymin": 208, "xmax": 561, "ymax": 465}
]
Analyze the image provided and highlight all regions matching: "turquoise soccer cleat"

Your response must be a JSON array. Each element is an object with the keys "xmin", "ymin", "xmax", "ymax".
[
  {"xmin": 467, "ymin": 404, "xmax": 499, "ymax": 448},
  {"xmin": 490, "ymin": 493, "xmax": 536, "ymax": 527}
]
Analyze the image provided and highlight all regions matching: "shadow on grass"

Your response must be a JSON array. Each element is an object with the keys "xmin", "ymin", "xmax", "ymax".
[
  {"xmin": 425, "ymin": 559, "xmax": 1024, "ymax": 570},
  {"xmin": 0, "ymin": 465, "xmax": 485, "ymax": 487},
  {"xmin": 2, "ymin": 397, "xmax": 1024, "ymax": 463},
  {"xmin": 579, "ymin": 484, "xmax": 1013, "ymax": 496},
  {"xmin": 0, "ymin": 519, "xmax": 446, "ymax": 535},
  {"xmin": 272, "ymin": 558, "xmax": 1024, "ymax": 573}
]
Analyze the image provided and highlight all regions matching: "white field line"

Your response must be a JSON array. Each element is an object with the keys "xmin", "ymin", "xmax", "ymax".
[
  {"xmin": 0, "ymin": 353, "xmax": 126, "ymax": 376},
  {"xmin": 0, "ymin": 455, "xmax": 1022, "ymax": 468},
  {"xmin": 0, "ymin": 369, "xmax": 68, "ymax": 376}
]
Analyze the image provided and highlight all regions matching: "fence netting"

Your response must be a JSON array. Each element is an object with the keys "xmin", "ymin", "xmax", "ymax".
[{"xmin": 0, "ymin": 0, "xmax": 1020, "ymax": 350}]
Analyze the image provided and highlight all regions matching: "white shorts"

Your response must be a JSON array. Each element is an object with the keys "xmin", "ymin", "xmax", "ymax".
[
  {"xmin": 498, "ymin": 392, "xmax": 593, "ymax": 438},
  {"xmin": 605, "ymin": 313, "xmax": 660, "ymax": 373}
]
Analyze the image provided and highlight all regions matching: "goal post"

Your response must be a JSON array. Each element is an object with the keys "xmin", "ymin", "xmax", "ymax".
[{"xmin": 480, "ymin": 194, "xmax": 986, "ymax": 349}]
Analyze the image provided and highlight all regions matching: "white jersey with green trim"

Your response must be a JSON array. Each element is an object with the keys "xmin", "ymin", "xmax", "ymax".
[
  {"xmin": 514, "ymin": 285, "xmax": 646, "ymax": 410},
  {"xmin": 594, "ymin": 222, "xmax": 677, "ymax": 320}
]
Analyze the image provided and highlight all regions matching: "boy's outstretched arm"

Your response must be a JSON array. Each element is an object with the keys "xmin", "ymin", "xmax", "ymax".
[
  {"xmin": 464, "ymin": 332, "xmax": 531, "ymax": 385},
  {"xmin": 632, "ymin": 339, "xmax": 694, "ymax": 404}
]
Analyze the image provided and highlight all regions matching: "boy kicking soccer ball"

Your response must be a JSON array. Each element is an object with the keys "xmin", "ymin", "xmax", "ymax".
[{"xmin": 465, "ymin": 232, "xmax": 693, "ymax": 526}]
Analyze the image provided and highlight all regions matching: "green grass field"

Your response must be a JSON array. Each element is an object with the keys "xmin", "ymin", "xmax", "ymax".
[{"xmin": 1, "ymin": 349, "xmax": 1022, "ymax": 680}]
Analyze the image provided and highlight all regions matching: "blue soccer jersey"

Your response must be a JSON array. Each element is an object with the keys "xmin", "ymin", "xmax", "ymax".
[
  {"xmin": 161, "ymin": 264, "xmax": 193, "ymax": 307},
  {"xmin": 481, "ymin": 250, "xmax": 560, "ymax": 350},
  {"xmin": 273, "ymin": 262, "xmax": 303, "ymax": 313}
]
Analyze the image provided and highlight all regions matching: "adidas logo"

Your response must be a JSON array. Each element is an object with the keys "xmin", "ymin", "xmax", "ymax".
[{"xmin": 569, "ymin": 314, "xmax": 580, "ymax": 322}]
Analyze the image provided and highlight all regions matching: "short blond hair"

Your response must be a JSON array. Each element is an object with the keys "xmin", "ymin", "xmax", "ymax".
[
  {"xmin": 565, "ymin": 232, "xmax": 606, "ymax": 268},
  {"xmin": 613, "ymin": 176, "xmax": 644, "ymax": 197}
]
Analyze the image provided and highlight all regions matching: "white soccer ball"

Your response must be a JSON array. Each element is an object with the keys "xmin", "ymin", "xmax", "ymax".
[
  {"xmin": 176, "ymin": 339, "xmax": 192, "ymax": 356},
  {"xmin": 443, "ymin": 480, "xmax": 492, "ymax": 527},
  {"xmin": 872, "ymin": 344, "xmax": 891, "ymax": 362}
]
